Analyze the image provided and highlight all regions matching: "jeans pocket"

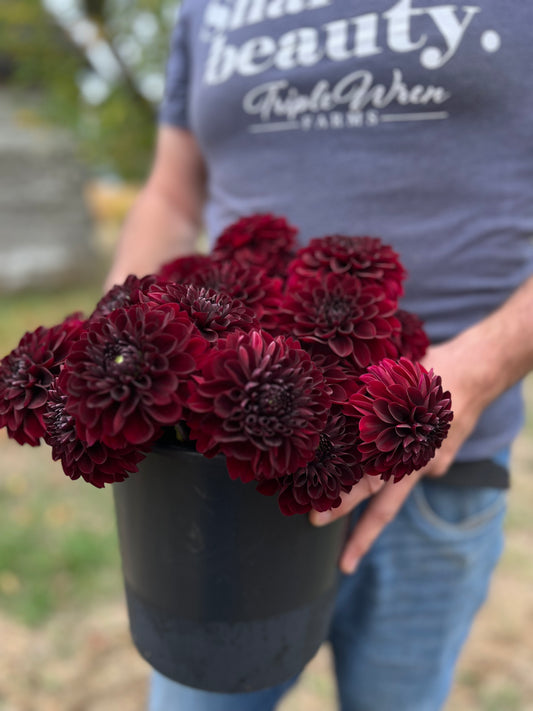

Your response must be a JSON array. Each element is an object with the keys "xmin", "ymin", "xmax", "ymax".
[{"xmin": 409, "ymin": 479, "xmax": 507, "ymax": 539}]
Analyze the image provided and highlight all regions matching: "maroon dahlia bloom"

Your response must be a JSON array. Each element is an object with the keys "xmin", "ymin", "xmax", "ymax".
[
  {"xmin": 186, "ymin": 330, "xmax": 331, "ymax": 481},
  {"xmin": 392, "ymin": 309, "xmax": 430, "ymax": 361},
  {"xmin": 158, "ymin": 254, "xmax": 214, "ymax": 283},
  {"xmin": 212, "ymin": 213, "xmax": 298, "ymax": 276},
  {"xmin": 344, "ymin": 358, "xmax": 453, "ymax": 482},
  {"xmin": 185, "ymin": 261, "xmax": 283, "ymax": 331},
  {"xmin": 91, "ymin": 274, "xmax": 160, "ymax": 319},
  {"xmin": 288, "ymin": 235, "xmax": 406, "ymax": 299},
  {"xmin": 0, "ymin": 313, "xmax": 85, "ymax": 445},
  {"xmin": 44, "ymin": 389, "xmax": 147, "ymax": 488},
  {"xmin": 278, "ymin": 272, "xmax": 400, "ymax": 369},
  {"xmin": 60, "ymin": 303, "xmax": 207, "ymax": 449},
  {"xmin": 145, "ymin": 282, "xmax": 258, "ymax": 342},
  {"xmin": 257, "ymin": 409, "xmax": 363, "ymax": 515}
]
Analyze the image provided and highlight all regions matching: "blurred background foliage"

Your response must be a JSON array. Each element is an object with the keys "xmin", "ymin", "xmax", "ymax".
[{"xmin": 0, "ymin": 0, "xmax": 180, "ymax": 180}]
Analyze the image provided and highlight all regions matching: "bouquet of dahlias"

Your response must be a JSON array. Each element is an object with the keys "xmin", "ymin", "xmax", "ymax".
[{"xmin": 0, "ymin": 215, "xmax": 453, "ymax": 516}]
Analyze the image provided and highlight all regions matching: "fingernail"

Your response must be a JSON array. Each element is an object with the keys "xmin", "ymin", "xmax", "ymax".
[
  {"xmin": 341, "ymin": 557, "xmax": 359, "ymax": 575},
  {"xmin": 310, "ymin": 511, "xmax": 332, "ymax": 527}
]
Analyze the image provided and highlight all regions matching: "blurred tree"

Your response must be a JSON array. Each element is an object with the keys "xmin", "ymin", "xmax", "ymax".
[
  {"xmin": 0, "ymin": 0, "xmax": 179, "ymax": 180},
  {"xmin": 83, "ymin": 0, "xmax": 107, "ymax": 19}
]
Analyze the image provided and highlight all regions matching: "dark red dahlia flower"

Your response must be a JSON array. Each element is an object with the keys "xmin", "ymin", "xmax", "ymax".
[
  {"xmin": 288, "ymin": 235, "xmax": 406, "ymax": 299},
  {"xmin": 0, "ymin": 313, "xmax": 85, "ymax": 445},
  {"xmin": 186, "ymin": 330, "xmax": 331, "ymax": 481},
  {"xmin": 257, "ymin": 409, "xmax": 363, "ymax": 515},
  {"xmin": 185, "ymin": 261, "xmax": 283, "ymax": 331},
  {"xmin": 158, "ymin": 254, "xmax": 214, "ymax": 283},
  {"xmin": 44, "ymin": 388, "xmax": 148, "ymax": 488},
  {"xmin": 392, "ymin": 309, "xmax": 430, "ymax": 361},
  {"xmin": 343, "ymin": 358, "xmax": 453, "ymax": 482},
  {"xmin": 212, "ymin": 214, "xmax": 298, "ymax": 277},
  {"xmin": 91, "ymin": 274, "xmax": 160, "ymax": 319},
  {"xmin": 145, "ymin": 282, "xmax": 258, "ymax": 342},
  {"xmin": 60, "ymin": 303, "xmax": 207, "ymax": 449},
  {"xmin": 278, "ymin": 272, "xmax": 400, "ymax": 369}
]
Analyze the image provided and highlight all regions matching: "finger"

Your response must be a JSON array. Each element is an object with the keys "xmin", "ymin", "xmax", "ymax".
[
  {"xmin": 309, "ymin": 474, "xmax": 385, "ymax": 527},
  {"xmin": 418, "ymin": 448, "xmax": 455, "ymax": 478},
  {"xmin": 339, "ymin": 473, "xmax": 421, "ymax": 575}
]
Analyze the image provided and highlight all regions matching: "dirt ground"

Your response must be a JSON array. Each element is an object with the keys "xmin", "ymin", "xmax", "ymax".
[{"xmin": 1, "ymin": 388, "xmax": 532, "ymax": 711}]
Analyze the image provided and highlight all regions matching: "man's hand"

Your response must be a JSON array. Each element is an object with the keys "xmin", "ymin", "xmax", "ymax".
[
  {"xmin": 309, "ymin": 332, "xmax": 493, "ymax": 574},
  {"xmin": 310, "ymin": 471, "xmax": 421, "ymax": 574}
]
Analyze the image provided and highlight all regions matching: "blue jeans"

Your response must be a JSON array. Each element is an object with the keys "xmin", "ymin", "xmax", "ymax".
[{"xmin": 148, "ymin": 479, "xmax": 507, "ymax": 711}]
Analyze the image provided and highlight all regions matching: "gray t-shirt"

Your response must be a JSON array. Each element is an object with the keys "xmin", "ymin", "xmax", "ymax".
[{"xmin": 159, "ymin": 0, "xmax": 533, "ymax": 469}]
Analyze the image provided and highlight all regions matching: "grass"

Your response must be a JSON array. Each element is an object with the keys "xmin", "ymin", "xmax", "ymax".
[
  {"xmin": 0, "ymin": 284, "xmax": 122, "ymax": 626},
  {"xmin": 0, "ymin": 454, "xmax": 120, "ymax": 625},
  {"xmin": 0, "ymin": 284, "xmax": 102, "ymax": 352}
]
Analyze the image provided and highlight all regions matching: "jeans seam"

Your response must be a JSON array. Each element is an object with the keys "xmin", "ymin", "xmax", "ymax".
[{"xmin": 411, "ymin": 484, "xmax": 507, "ymax": 534}]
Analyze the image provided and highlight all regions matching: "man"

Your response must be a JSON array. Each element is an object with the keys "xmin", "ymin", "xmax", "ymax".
[{"xmin": 105, "ymin": 2, "xmax": 533, "ymax": 709}]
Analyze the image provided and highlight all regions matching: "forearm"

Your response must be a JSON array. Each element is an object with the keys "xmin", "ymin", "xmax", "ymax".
[
  {"xmin": 445, "ymin": 274, "xmax": 533, "ymax": 407},
  {"xmin": 104, "ymin": 186, "xmax": 200, "ymax": 290},
  {"xmin": 420, "ymin": 274, "xmax": 533, "ymax": 475},
  {"xmin": 104, "ymin": 126, "xmax": 207, "ymax": 292}
]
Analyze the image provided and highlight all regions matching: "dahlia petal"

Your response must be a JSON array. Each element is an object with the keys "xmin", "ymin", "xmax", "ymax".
[
  {"xmin": 84, "ymin": 445, "xmax": 107, "ymax": 466},
  {"xmin": 388, "ymin": 402, "xmax": 410, "ymax": 422},
  {"xmin": 110, "ymin": 384, "xmax": 133, "ymax": 402},
  {"xmin": 25, "ymin": 383, "xmax": 50, "ymax": 408},
  {"xmin": 121, "ymin": 416, "xmax": 156, "ymax": 445},
  {"xmin": 374, "ymin": 428, "xmax": 400, "ymax": 452},
  {"xmin": 256, "ymin": 478, "xmax": 281, "ymax": 496},
  {"xmin": 24, "ymin": 412, "xmax": 46, "ymax": 438},
  {"xmin": 407, "ymin": 386, "xmax": 426, "ymax": 406},
  {"xmin": 351, "ymin": 341, "xmax": 371, "ymax": 368},
  {"xmin": 373, "ymin": 399, "xmax": 398, "ymax": 423},
  {"xmin": 226, "ymin": 456, "xmax": 255, "ymax": 483},
  {"xmin": 353, "ymin": 321, "xmax": 377, "ymax": 339},
  {"xmin": 213, "ymin": 393, "xmax": 241, "ymax": 417},
  {"xmin": 359, "ymin": 415, "xmax": 390, "ymax": 439},
  {"xmin": 278, "ymin": 487, "xmax": 311, "ymax": 516},
  {"xmin": 169, "ymin": 352, "xmax": 198, "ymax": 374},
  {"xmin": 292, "ymin": 482, "xmax": 313, "ymax": 505},
  {"xmin": 150, "ymin": 377, "xmax": 179, "ymax": 404},
  {"xmin": 329, "ymin": 335, "xmax": 353, "ymax": 358},
  {"xmin": 364, "ymin": 380, "xmax": 390, "ymax": 399},
  {"xmin": 313, "ymin": 495, "xmax": 342, "ymax": 512},
  {"xmin": 146, "ymin": 401, "xmax": 183, "ymax": 425}
]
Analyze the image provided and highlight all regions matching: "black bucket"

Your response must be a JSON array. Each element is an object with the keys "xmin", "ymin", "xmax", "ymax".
[{"xmin": 113, "ymin": 445, "xmax": 347, "ymax": 693}]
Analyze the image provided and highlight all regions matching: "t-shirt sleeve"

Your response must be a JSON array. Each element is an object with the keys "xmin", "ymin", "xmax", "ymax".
[{"xmin": 158, "ymin": 7, "xmax": 190, "ymax": 129}]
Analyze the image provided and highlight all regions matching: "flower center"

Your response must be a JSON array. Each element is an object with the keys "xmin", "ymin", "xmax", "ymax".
[
  {"xmin": 396, "ymin": 420, "xmax": 436, "ymax": 451},
  {"xmin": 196, "ymin": 292, "xmax": 231, "ymax": 319},
  {"xmin": 316, "ymin": 433, "xmax": 334, "ymax": 461},
  {"xmin": 242, "ymin": 382, "xmax": 294, "ymax": 437},
  {"xmin": 9, "ymin": 355, "xmax": 28, "ymax": 377},
  {"xmin": 321, "ymin": 296, "xmax": 351, "ymax": 326},
  {"xmin": 48, "ymin": 400, "xmax": 72, "ymax": 433},
  {"xmin": 106, "ymin": 343, "xmax": 143, "ymax": 376},
  {"xmin": 257, "ymin": 383, "xmax": 292, "ymax": 416}
]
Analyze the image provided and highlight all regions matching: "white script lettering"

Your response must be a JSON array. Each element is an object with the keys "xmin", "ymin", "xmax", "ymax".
[{"xmin": 242, "ymin": 69, "xmax": 451, "ymax": 121}]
